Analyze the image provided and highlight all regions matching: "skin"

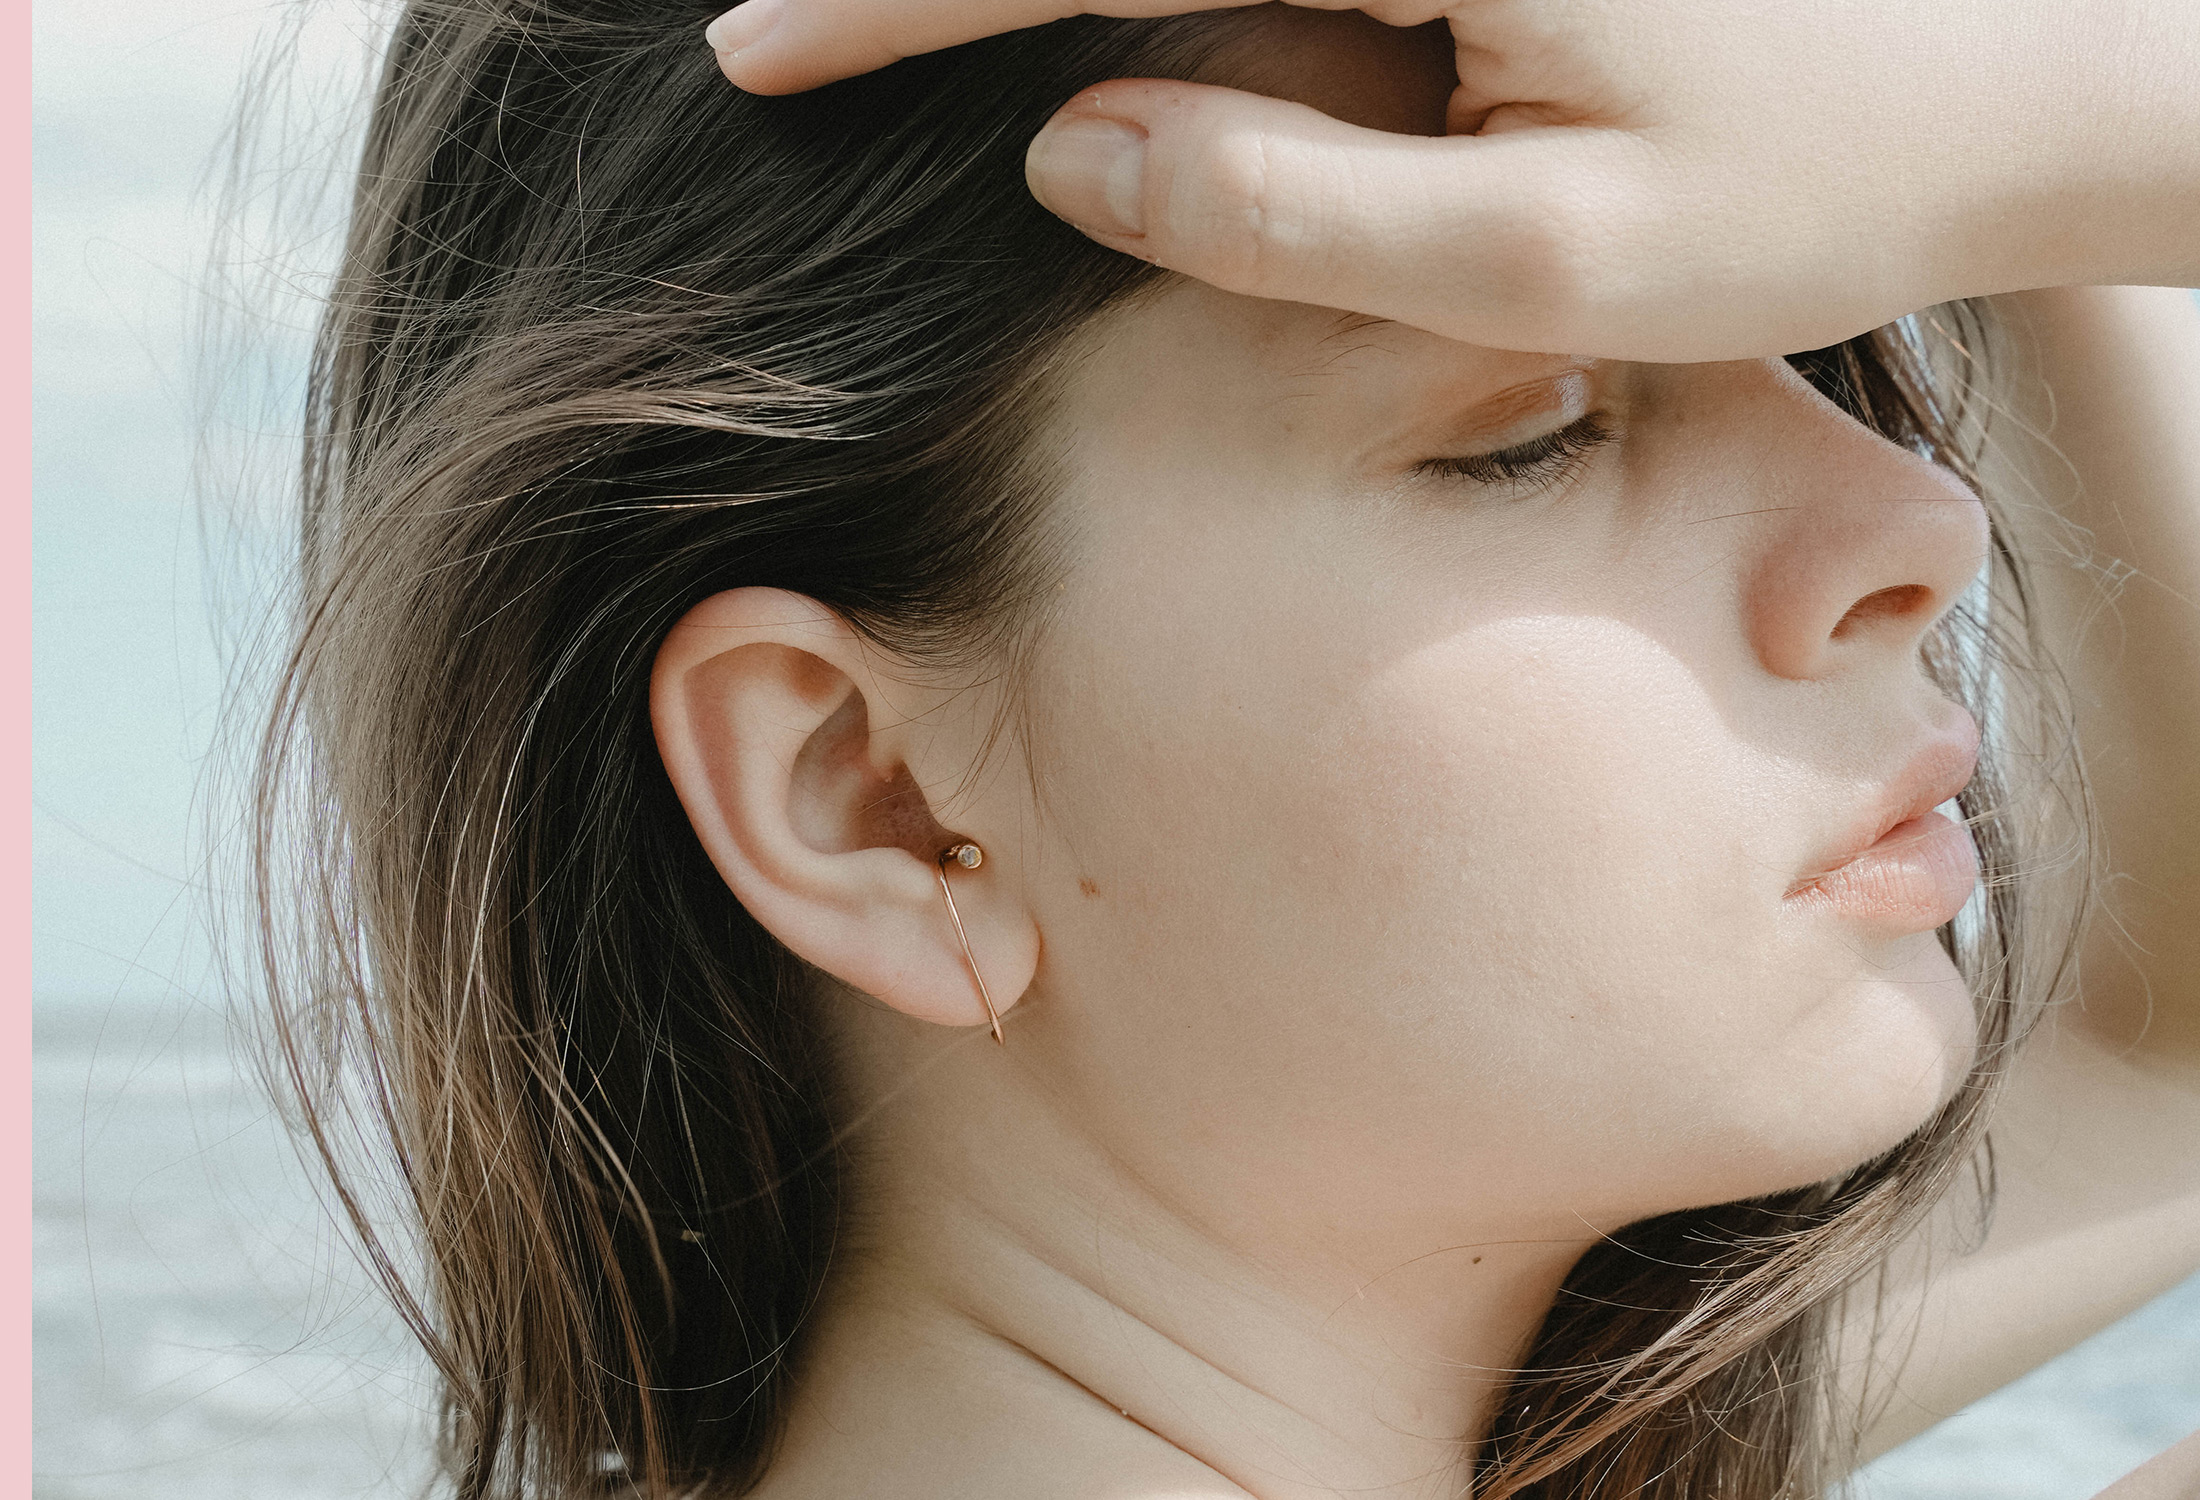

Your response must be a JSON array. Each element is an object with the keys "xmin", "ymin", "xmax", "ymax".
[
  {"xmin": 2096, "ymin": 1430, "xmax": 2200, "ymax": 1500},
  {"xmin": 1846, "ymin": 286, "xmax": 2200, "ymax": 1460},
  {"xmin": 651, "ymin": 11, "xmax": 2200, "ymax": 1496},
  {"xmin": 655, "ymin": 299, "xmax": 1992, "ymax": 1499}
]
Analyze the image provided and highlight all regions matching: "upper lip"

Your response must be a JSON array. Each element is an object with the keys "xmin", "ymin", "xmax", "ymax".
[{"xmin": 1787, "ymin": 717, "xmax": 1982, "ymax": 895}]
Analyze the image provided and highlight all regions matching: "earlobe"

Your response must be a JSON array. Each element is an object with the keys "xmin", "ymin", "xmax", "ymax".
[{"xmin": 648, "ymin": 588, "xmax": 1039, "ymax": 1039}]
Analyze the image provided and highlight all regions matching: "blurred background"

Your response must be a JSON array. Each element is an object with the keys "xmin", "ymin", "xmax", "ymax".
[{"xmin": 29, "ymin": 0, "xmax": 2200, "ymax": 1494}]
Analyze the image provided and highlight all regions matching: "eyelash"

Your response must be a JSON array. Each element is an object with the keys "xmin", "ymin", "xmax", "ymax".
[{"xmin": 1416, "ymin": 414, "xmax": 1614, "ymax": 496}]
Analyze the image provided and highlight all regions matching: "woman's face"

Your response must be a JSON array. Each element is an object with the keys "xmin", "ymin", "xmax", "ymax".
[{"xmin": 996, "ymin": 272, "xmax": 1987, "ymax": 1251}]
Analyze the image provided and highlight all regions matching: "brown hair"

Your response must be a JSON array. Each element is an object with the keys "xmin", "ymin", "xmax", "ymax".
[{"xmin": 243, "ymin": 3, "xmax": 2083, "ymax": 1497}]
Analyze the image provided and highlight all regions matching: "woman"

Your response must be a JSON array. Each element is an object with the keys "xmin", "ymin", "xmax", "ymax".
[{"xmin": 252, "ymin": 0, "xmax": 2200, "ymax": 1495}]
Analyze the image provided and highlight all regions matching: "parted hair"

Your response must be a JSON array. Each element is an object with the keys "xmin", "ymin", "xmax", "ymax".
[{"xmin": 245, "ymin": 2, "xmax": 2083, "ymax": 1495}]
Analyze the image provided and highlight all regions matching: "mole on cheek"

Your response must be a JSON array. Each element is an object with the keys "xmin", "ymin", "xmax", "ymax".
[{"xmin": 1079, "ymin": 877, "xmax": 1102, "ymax": 898}]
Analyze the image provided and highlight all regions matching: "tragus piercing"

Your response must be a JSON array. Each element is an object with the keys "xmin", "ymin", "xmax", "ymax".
[{"xmin": 935, "ymin": 842, "xmax": 1003, "ymax": 1045}]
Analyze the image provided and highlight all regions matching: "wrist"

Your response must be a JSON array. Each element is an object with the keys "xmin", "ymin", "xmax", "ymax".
[
  {"xmin": 2092, "ymin": 26, "xmax": 2200, "ymax": 289},
  {"xmin": 1935, "ymin": 1, "xmax": 2200, "ymax": 296}
]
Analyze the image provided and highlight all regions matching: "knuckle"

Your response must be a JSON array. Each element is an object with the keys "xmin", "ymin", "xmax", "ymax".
[
  {"xmin": 1164, "ymin": 125, "xmax": 1329, "ymax": 300},
  {"xmin": 1166, "ymin": 127, "xmax": 1279, "ymax": 291},
  {"xmin": 1472, "ymin": 173, "xmax": 1650, "ymax": 343}
]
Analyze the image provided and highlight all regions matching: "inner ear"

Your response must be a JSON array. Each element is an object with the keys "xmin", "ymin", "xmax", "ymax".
[{"xmin": 788, "ymin": 684, "xmax": 955, "ymax": 859}]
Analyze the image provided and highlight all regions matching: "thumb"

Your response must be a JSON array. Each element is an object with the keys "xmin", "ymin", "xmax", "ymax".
[{"xmin": 1024, "ymin": 79, "xmax": 1659, "ymax": 357}]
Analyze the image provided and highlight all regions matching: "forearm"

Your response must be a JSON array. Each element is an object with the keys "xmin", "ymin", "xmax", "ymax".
[
  {"xmin": 2037, "ymin": 4, "xmax": 2200, "ymax": 291},
  {"xmin": 1985, "ymin": 286, "xmax": 2200, "ymax": 1063},
  {"xmin": 2108, "ymin": 3, "xmax": 2200, "ymax": 291},
  {"xmin": 2093, "ymin": 1430, "xmax": 2200, "ymax": 1500}
]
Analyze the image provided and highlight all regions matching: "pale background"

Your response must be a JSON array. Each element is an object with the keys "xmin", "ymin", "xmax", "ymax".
[{"xmin": 29, "ymin": 0, "xmax": 2200, "ymax": 1493}]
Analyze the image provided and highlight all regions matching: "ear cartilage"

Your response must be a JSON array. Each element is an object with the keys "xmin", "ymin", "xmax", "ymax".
[{"xmin": 935, "ymin": 842, "xmax": 1003, "ymax": 1045}]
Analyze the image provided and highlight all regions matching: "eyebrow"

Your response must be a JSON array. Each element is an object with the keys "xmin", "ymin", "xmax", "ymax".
[
  {"xmin": 1287, "ymin": 312, "xmax": 1408, "ymax": 382},
  {"xmin": 1323, "ymin": 312, "xmax": 1397, "ymax": 340}
]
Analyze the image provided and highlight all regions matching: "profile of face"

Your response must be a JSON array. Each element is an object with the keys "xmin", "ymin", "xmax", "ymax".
[
  {"xmin": 655, "ymin": 12, "xmax": 1990, "ymax": 1294},
  {"xmin": 1010, "ymin": 279, "xmax": 1985, "ymax": 1249}
]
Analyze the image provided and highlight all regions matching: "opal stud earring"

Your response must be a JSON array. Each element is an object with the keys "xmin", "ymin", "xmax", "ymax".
[{"xmin": 935, "ymin": 842, "xmax": 1003, "ymax": 1045}]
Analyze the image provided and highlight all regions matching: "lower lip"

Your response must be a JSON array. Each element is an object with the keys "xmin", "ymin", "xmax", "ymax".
[{"xmin": 1788, "ymin": 810, "xmax": 1980, "ymax": 933}]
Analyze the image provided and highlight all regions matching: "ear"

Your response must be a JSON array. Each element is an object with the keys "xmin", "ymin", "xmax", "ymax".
[{"xmin": 650, "ymin": 588, "xmax": 1038, "ymax": 1037}]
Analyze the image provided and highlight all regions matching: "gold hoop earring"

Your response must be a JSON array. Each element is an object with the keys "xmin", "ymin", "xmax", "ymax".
[{"xmin": 936, "ymin": 842, "xmax": 1003, "ymax": 1046}]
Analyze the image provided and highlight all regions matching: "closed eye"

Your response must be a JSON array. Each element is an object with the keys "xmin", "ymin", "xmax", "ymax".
[{"xmin": 1415, "ymin": 414, "xmax": 1613, "ymax": 497}]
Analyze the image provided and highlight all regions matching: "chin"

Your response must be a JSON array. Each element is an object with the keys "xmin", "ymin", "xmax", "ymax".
[
  {"xmin": 1625, "ymin": 946, "xmax": 1977, "ymax": 1217},
  {"xmin": 1752, "ymin": 947, "xmax": 1980, "ymax": 1195}
]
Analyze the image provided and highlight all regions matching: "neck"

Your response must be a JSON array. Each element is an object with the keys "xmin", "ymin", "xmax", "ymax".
[{"xmin": 750, "ymin": 1027, "xmax": 1595, "ymax": 1500}]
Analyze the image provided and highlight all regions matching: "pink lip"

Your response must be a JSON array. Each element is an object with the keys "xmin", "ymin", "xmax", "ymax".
[
  {"xmin": 1786, "ymin": 810, "xmax": 1979, "ymax": 932},
  {"xmin": 1786, "ymin": 720, "xmax": 1982, "ymax": 934}
]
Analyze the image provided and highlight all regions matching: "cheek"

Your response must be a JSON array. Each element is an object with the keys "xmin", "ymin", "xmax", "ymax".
[
  {"xmin": 1035, "ymin": 604, "xmax": 1975, "ymax": 1236},
  {"xmin": 1312, "ymin": 619, "xmax": 1791, "ymax": 1191},
  {"xmin": 1324, "ymin": 615, "xmax": 1975, "ymax": 1208}
]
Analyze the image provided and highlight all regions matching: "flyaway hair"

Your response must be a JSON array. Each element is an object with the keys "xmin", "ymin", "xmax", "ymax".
[{"xmin": 234, "ymin": 3, "xmax": 2087, "ymax": 1495}]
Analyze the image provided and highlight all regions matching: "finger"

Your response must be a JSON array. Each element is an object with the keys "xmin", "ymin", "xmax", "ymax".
[
  {"xmin": 1023, "ymin": 79, "xmax": 1664, "ymax": 357},
  {"xmin": 707, "ymin": 0, "xmax": 1271, "ymax": 95}
]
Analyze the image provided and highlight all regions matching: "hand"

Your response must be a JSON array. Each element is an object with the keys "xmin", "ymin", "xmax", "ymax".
[{"xmin": 704, "ymin": 0, "xmax": 2200, "ymax": 360}]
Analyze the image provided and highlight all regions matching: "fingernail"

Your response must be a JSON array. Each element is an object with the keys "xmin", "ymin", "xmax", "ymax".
[
  {"xmin": 1027, "ymin": 115, "xmax": 1148, "ymax": 238},
  {"xmin": 705, "ymin": 0, "xmax": 783, "ymax": 55}
]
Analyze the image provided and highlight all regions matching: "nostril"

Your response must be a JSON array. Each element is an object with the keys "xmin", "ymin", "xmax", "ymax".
[{"xmin": 1830, "ymin": 583, "xmax": 1931, "ymax": 640}]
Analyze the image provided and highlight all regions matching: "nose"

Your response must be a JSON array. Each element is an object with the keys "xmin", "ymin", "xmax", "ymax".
[{"xmin": 1714, "ymin": 361, "xmax": 1990, "ymax": 682}]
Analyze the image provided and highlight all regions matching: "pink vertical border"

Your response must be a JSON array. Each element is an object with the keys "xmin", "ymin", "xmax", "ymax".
[{"xmin": 9, "ymin": 0, "xmax": 33, "ymax": 1478}]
